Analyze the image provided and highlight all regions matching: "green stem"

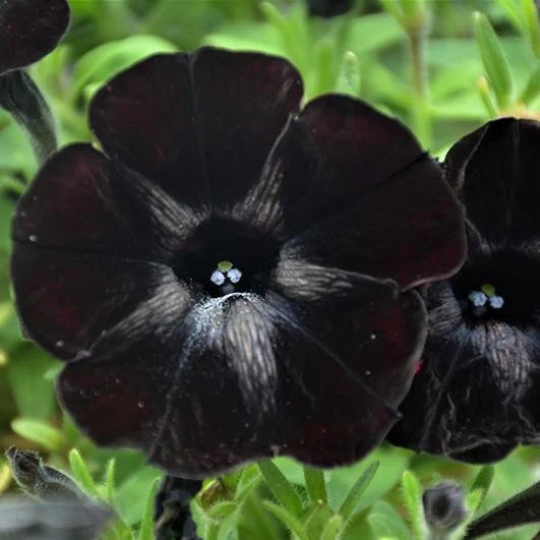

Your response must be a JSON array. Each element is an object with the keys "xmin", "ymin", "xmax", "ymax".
[
  {"xmin": 407, "ymin": 18, "xmax": 431, "ymax": 147},
  {"xmin": 0, "ymin": 71, "xmax": 58, "ymax": 164}
]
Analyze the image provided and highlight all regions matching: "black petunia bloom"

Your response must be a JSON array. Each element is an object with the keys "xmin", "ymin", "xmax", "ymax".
[
  {"xmin": 0, "ymin": 0, "xmax": 70, "ymax": 75},
  {"xmin": 11, "ymin": 48, "xmax": 465, "ymax": 478},
  {"xmin": 389, "ymin": 118, "xmax": 540, "ymax": 463}
]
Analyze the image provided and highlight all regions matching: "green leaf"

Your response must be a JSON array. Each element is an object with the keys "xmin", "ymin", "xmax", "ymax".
[
  {"xmin": 470, "ymin": 465, "xmax": 495, "ymax": 514},
  {"xmin": 105, "ymin": 459, "xmax": 116, "ymax": 507},
  {"xmin": 68, "ymin": 448, "xmax": 100, "ymax": 498},
  {"xmin": 6, "ymin": 346, "xmax": 56, "ymax": 420},
  {"xmin": 303, "ymin": 466, "xmax": 327, "ymax": 504},
  {"xmin": 346, "ymin": 13, "xmax": 403, "ymax": 54},
  {"xmin": 335, "ymin": 51, "xmax": 361, "ymax": 98},
  {"xmin": 138, "ymin": 478, "xmax": 160, "ymax": 540},
  {"xmin": 11, "ymin": 417, "xmax": 63, "ymax": 452},
  {"xmin": 474, "ymin": 12, "xmax": 514, "ymax": 108},
  {"xmin": 476, "ymin": 76, "xmax": 499, "ymax": 118},
  {"xmin": 523, "ymin": 0, "xmax": 540, "ymax": 58},
  {"xmin": 520, "ymin": 63, "xmax": 540, "ymax": 104},
  {"xmin": 401, "ymin": 470, "xmax": 426, "ymax": 539},
  {"xmin": 339, "ymin": 461, "xmax": 379, "ymax": 520},
  {"xmin": 303, "ymin": 501, "xmax": 334, "ymax": 539},
  {"xmin": 235, "ymin": 464, "xmax": 262, "ymax": 501},
  {"xmin": 258, "ymin": 460, "xmax": 303, "ymax": 517},
  {"xmin": 115, "ymin": 466, "xmax": 163, "ymax": 526},
  {"xmin": 71, "ymin": 35, "xmax": 178, "ymax": 102},
  {"xmin": 321, "ymin": 514, "xmax": 343, "ymax": 540},
  {"xmin": 367, "ymin": 501, "xmax": 411, "ymax": 539},
  {"xmin": 262, "ymin": 500, "xmax": 308, "ymax": 540},
  {"xmin": 378, "ymin": 0, "xmax": 405, "ymax": 25}
]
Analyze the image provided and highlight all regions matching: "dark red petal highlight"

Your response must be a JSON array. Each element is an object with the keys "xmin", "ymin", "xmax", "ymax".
[
  {"xmin": 11, "ymin": 144, "xmax": 202, "ymax": 261},
  {"xmin": 279, "ymin": 156, "xmax": 466, "ymax": 290},
  {"xmin": 11, "ymin": 244, "xmax": 191, "ymax": 360},
  {"xmin": 245, "ymin": 95, "xmax": 425, "ymax": 234},
  {"xmin": 90, "ymin": 48, "xmax": 303, "ymax": 206}
]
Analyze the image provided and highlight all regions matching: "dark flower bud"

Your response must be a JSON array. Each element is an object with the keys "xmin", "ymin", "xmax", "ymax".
[
  {"xmin": 6, "ymin": 447, "xmax": 86, "ymax": 502},
  {"xmin": 423, "ymin": 482, "xmax": 467, "ymax": 535},
  {"xmin": 307, "ymin": 0, "xmax": 354, "ymax": 18}
]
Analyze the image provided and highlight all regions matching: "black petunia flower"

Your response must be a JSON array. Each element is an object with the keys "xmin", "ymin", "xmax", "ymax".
[
  {"xmin": 11, "ymin": 48, "xmax": 465, "ymax": 478},
  {"xmin": 0, "ymin": 0, "xmax": 70, "ymax": 75},
  {"xmin": 388, "ymin": 118, "xmax": 540, "ymax": 463}
]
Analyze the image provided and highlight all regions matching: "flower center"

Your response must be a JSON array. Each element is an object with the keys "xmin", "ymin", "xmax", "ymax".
[
  {"xmin": 451, "ymin": 250, "xmax": 540, "ymax": 326},
  {"xmin": 466, "ymin": 283, "xmax": 504, "ymax": 317},
  {"xmin": 173, "ymin": 218, "xmax": 280, "ymax": 298}
]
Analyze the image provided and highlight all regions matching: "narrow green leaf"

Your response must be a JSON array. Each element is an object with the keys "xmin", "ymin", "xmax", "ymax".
[
  {"xmin": 7, "ymin": 347, "xmax": 56, "ymax": 420},
  {"xmin": 470, "ymin": 465, "xmax": 495, "ymax": 514},
  {"xmin": 68, "ymin": 448, "xmax": 99, "ymax": 498},
  {"xmin": 258, "ymin": 460, "xmax": 303, "ymax": 517},
  {"xmin": 303, "ymin": 466, "xmax": 327, "ymax": 504},
  {"xmin": 205, "ymin": 520, "xmax": 219, "ymax": 540},
  {"xmin": 235, "ymin": 465, "xmax": 262, "ymax": 501},
  {"xmin": 401, "ymin": 470, "xmax": 426, "ymax": 540},
  {"xmin": 339, "ymin": 461, "xmax": 379, "ymax": 520},
  {"xmin": 217, "ymin": 508, "xmax": 240, "ymax": 540},
  {"xmin": 321, "ymin": 515, "xmax": 343, "ymax": 540},
  {"xmin": 138, "ymin": 478, "xmax": 160, "ymax": 540},
  {"xmin": 207, "ymin": 501, "xmax": 237, "ymax": 520},
  {"xmin": 495, "ymin": 0, "xmax": 527, "ymax": 34},
  {"xmin": 262, "ymin": 500, "xmax": 309, "ymax": 540},
  {"xmin": 476, "ymin": 76, "xmax": 499, "ymax": 117},
  {"xmin": 523, "ymin": 0, "xmax": 540, "ymax": 58},
  {"xmin": 313, "ymin": 39, "xmax": 338, "ymax": 98},
  {"xmin": 379, "ymin": 0, "xmax": 405, "ymax": 25},
  {"xmin": 11, "ymin": 418, "xmax": 63, "ymax": 452},
  {"xmin": 105, "ymin": 459, "xmax": 116, "ymax": 507},
  {"xmin": 520, "ymin": 63, "xmax": 540, "ymax": 104},
  {"xmin": 474, "ymin": 12, "xmax": 513, "ymax": 108}
]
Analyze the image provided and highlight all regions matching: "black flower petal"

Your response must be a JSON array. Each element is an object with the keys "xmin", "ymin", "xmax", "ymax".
[
  {"xmin": 275, "ymin": 153, "xmax": 465, "ymax": 289},
  {"xmin": 0, "ymin": 0, "xmax": 70, "ymax": 74},
  {"xmin": 236, "ymin": 96, "xmax": 425, "ymax": 236},
  {"xmin": 90, "ymin": 49, "xmax": 303, "ymax": 206},
  {"xmin": 445, "ymin": 118, "xmax": 540, "ymax": 247},
  {"xmin": 59, "ymin": 290, "xmax": 424, "ymax": 477},
  {"xmin": 12, "ymin": 244, "xmax": 192, "ymax": 361},
  {"xmin": 388, "ymin": 118, "xmax": 540, "ymax": 463},
  {"xmin": 11, "ymin": 144, "xmax": 203, "ymax": 261},
  {"xmin": 11, "ymin": 48, "xmax": 465, "ymax": 476}
]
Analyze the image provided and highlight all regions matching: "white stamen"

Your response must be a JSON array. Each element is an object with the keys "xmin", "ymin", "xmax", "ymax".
[
  {"xmin": 227, "ymin": 268, "xmax": 243, "ymax": 284},
  {"xmin": 468, "ymin": 290, "xmax": 488, "ymax": 307},
  {"xmin": 489, "ymin": 295, "xmax": 504, "ymax": 309},
  {"xmin": 210, "ymin": 270, "xmax": 226, "ymax": 286}
]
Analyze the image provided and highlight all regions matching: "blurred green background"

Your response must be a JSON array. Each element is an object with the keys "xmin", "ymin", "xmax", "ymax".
[{"xmin": 1, "ymin": 1, "xmax": 540, "ymax": 538}]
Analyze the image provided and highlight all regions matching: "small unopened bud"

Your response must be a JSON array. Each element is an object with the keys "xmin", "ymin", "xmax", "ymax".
[{"xmin": 423, "ymin": 482, "xmax": 467, "ymax": 536}]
